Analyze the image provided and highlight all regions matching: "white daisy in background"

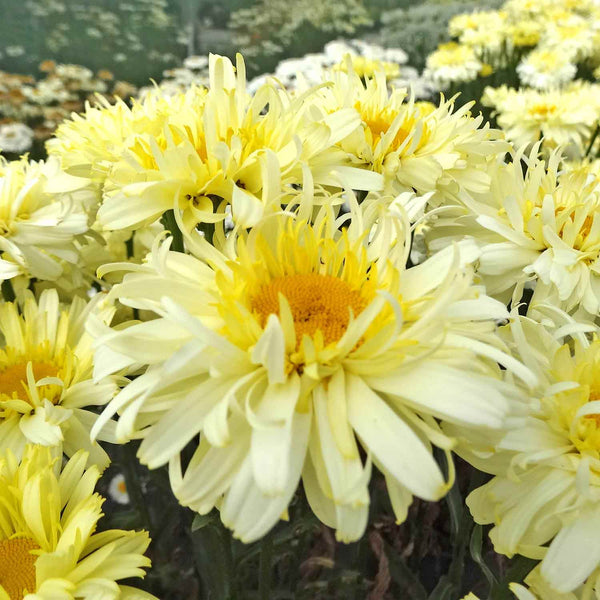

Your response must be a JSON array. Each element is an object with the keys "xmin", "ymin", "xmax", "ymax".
[
  {"xmin": 0, "ymin": 444, "xmax": 155, "ymax": 599},
  {"xmin": 517, "ymin": 47, "xmax": 578, "ymax": 90},
  {"xmin": 467, "ymin": 315, "xmax": 600, "ymax": 594},
  {"xmin": 0, "ymin": 155, "xmax": 91, "ymax": 284},
  {"xmin": 0, "ymin": 288, "xmax": 118, "ymax": 469},
  {"xmin": 426, "ymin": 146, "xmax": 600, "ymax": 315},
  {"xmin": 423, "ymin": 42, "xmax": 484, "ymax": 90},
  {"xmin": 109, "ymin": 473, "xmax": 131, "ymax": 505},
  {"xmin": 90, "ymin": 201, "xmax": 532, "ymax": 543},
  {"xmin": 0, "ymin": 122, "xmax": 34, "ymax": 154}
]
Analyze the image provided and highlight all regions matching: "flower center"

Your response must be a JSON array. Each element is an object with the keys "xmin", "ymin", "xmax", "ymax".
[
  {"xmin": 250, "ymin": 273, "xmax": 369, "ymax": 346},
  {"xmin": 528, "ymin": 103, "xmax": 557, "ymax": 118},
  {"xmin": 0, "ymin": 361, "xmax": 60, "ymax": 401},
  {"xmin": 0, "ymin": 538, "xmax": 39, "ymax": 599},
  {"xmin": 358, "ymin": 104, "xmax": 418, "ymax": 153}
]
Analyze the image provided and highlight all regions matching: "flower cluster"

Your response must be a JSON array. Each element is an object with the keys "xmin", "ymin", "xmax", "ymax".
[
  {"xmin": 5, "ymin": 4, "xmax": 600, "ymax": 592},
  {"xmin": 0, "ymin": 62, "xmax": 137, "ymax": 156}
]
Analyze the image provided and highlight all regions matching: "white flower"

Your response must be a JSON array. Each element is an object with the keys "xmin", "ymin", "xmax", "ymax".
[{"xmin": 0, "ymin": 123, "xmax": 34, "ymax": 154}]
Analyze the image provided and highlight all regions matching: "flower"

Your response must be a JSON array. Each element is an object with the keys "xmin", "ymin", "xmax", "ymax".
[
  {"xmin": 314, "ymin": 63, "xmax": 508, "ymax": 203},
  {"xmin": 481, "ymin": 84, "xmax": 600, "ymax": 158},
  {"xmin": 0, "ymin": 123, "xmax": 34, "ymax": 154},
  {"xmin": 0, "ymin": 444, "xmax": 155, "ymax": 599},
  {"xmin": 510, "ymin": 564, "xmax": 600, "ymax": 600},
  {"xmin": 517, "ymin": 47, "xmax": 577, "ymax": 90},
  {"xmin": 423, "ymin": 42, "xmax": 483, "ymax": 89},
  {"xmin": 467, "ymin": 316, "xmax": 600, "ymax": 593},
  {"xmin": 426, "ymin": 146, "xmax": 600, "ymax": 315},
  {"xmin": 91, "ymin": 204, "xmax": 531, "ymax": 543},
  {"xmin": 97, "ymin": 54, "xmax": 380, "ymax": 233},
  {"xmin": 0, "ymin": 288, "xmax": 118, "ymax": 469},
  {"xmin": 0, "ymin": 156, "xmax": 90, "ymax": 284},
  {"xmin": 108, "ymin": 473, "xmax": 131, "ymax": 505}
]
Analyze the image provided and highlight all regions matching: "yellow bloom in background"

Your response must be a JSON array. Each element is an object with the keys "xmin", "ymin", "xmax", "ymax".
[
  {"xmin": 423, "ymin": 42, "xmax": 483, "ymax": 88},
  {"xmin": 96, "ymin": 54, "xmax": 381, "ymax": 233},
  {"xmin": 0, "ymin": 444, "xmax": 155, "ymax": 600},
  {"xmin": 467, "ymin": 316, "xmax": 600, "ymax": 593},
  {"xmin": 333, "ymin": 55, "xmax": 401, "ymax": 80},
  {"xmin": 0, "ymin": 156, "xmax": 90, "ymax": 285},
  {"xmin": 0, "ymin": 288, "xmax": 118, "ymax": 469},
  {"xmin": 427, "ymin": 146, "xmax": 600, "ymax": 316},
  {"xmin": 481, "ymin": 84, "xmax": 600, "ymax": 158},
  {"xmin": 313, "ymin": 63, "xmax": 508, "ymax": 204},
  {"xmin": 90, "ymin": 202, "xmax": 532, "ymax": 543},
  {"xmin": 517, "ymin": 47, "xmax": 577, "ymax": 90},
  {"xmin": 449, "ymin": 10, "xmax": 507, "ymax": 56}
]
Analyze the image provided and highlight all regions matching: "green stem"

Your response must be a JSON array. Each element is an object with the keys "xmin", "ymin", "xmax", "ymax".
[
  {"xmin": 259, "ymin": 534, "xmax": 273, "ymax": 600},
  {"xmin": 1, "ymin": 279, "xmax": 16, "ymax": 303},
  {"xmin": 585, "ymin": 123, "xmax": 600, "ymax": 158},
  {"xmin": 122, "ymin": 443, "xmax": 153, "ymax": 532},
  {"xmin": 160, "ymin": 209, "xmax": 185, "ymax": 253}
]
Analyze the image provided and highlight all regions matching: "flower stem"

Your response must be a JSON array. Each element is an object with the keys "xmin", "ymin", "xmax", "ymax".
[
  {"xmin": 122, "ymin": 443, "xmax": 153, "ymax": 533},
  {"xmin": 160, "ymin": 209, "xmax": 185, "ymax": 253},
  {"xmin": 258, "ymin": 534, "xmax": 273, "ymax": 600},
  {"xmin": 585, "ymin": 123, "xmax": 600, "ymax": 158}
]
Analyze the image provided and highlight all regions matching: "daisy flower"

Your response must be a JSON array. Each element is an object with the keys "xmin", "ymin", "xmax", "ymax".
[
  {"xmin": 0, "ymin": 444, "xmax": 155, "ymax": 599},
  {"xmin": 517, "ymin": 47, "xmax": 577, "ymax": 91},
  {"xmin": 0, "ymin": 288, "xmax": 118, "ymax": 469},
  {"xmin": 108, "ymin": 473, "xmax": 130, "ymax": 505},
  {"xmin": 423, "ymin": 43, "xmax": 483, "ymax": 89},
  {"xmin": 0, "ymin": 156, "xmax": 89, "ymax": 285},
  {"xmin": 426, "ymin": 146, "xmax": 600, "ymax": 315},
  {"xmin": 90, "ymin": 203, "xmax": 532, "ymax": 543},
  {"xmin": 47, "ymin": 87, "xmax": 208, "ymax": 186},
  {"xmin": 97, "ymin": 54, "xmax": 380, "ymax": 233},
  {"xmin": 467, "ymin": 316, "xmax": 600, "ymax": 593},
  {"xmin": 312, "ymin": 62, "xmax": 508, "ymax": 204},
  {"xmin": 481, "ymin": 84, "xmax": 600, "ymax": 158}
]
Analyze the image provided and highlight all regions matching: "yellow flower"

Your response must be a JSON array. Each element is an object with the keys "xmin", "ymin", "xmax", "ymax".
[
  {"xmin": 0, "ymin": 289, "xmax": 117, "ymax": 469},
  {"xmin": 333, "ymin": 55, "xmax": 400, "ymax": 80},
  {"xmin": 467, "ymin": 317, "xmax": 600, "ymax": 593},
  {"xmin": 482, "ymin": 84, "xmax": 600, "ymax": 158},
  {"xmin": 96, "ymin": 54, "xmax": 380, "ymax": 233},
  {"xmin": 313, "ymin": 63, "xmax": 507, "ymax": 202},
  {"xmin": 427, "ymin": 146, "xmax": 600, "ymax": 315},
  {"xmin": 424, "ymin": 42, "xmax": 483, "ymax": 88},
  {"xmin": 0, "ymin": 156, "xmax": 90, "ymax": 284},
  {"xmin": 0, "ymin": 444, "xmax": 155, "ymax": 600},
  {"xmin": 91, "ymin": 203, "xmax": 531, "ymax": 543}
]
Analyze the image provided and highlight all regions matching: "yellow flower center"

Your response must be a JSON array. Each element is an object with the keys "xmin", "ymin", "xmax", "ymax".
[
  {"xmin": 0, "ymin": 360, "xmax": 60, "ymax": 403},
  {"xmin": 250, "ymin": 273, "xmax": 369, "ymax": 346},
  {"xmin": 528, "ymin": 103, "xmax": 557, "ymax": 118},
  {"xmin": 358, "ymin": 104, "xmax": 422, "ymax": 153},
  {"xmin": 0, "ymin": 538, "xmax": 39, "ymax": 599}
]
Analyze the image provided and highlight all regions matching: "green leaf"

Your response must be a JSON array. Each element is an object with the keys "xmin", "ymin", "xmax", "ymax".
[{"xmin": 191, "ymin": 512, "xmax": 217, "ymax": 532}]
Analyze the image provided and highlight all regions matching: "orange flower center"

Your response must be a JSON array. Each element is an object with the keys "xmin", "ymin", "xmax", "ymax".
[
  {"xmin": 0, "ymin": 538, "xmax": 39, "ymax": 599},
  {"xmin": 0, "ymin": 361, "xmax": 59, "ymax": 401},
  {"xmin": 250, "ymin": 273, "xmax": 369, "ymax": 346}
]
